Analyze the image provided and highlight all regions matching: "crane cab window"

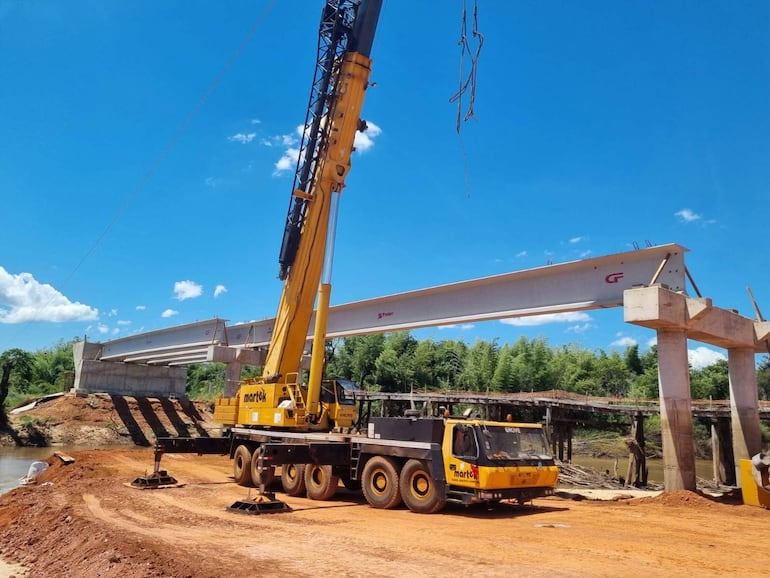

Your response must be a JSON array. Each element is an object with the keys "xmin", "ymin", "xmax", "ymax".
[
  {"xmin": 452, "ymin": 425, "xmax": 478, "ymax": 460},
  {"xmin": 320, "ymin": 384, "xmax": 335, "ymax": 404}
]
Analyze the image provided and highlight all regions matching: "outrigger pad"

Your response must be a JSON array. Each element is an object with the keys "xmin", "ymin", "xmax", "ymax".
[
  {"xmin": 227, "ymin": 493, "xmax": 292, "ymax": 514},
  {"xmin": 130, "ymin": 470, "xmax": 179, "ymax": 489}
]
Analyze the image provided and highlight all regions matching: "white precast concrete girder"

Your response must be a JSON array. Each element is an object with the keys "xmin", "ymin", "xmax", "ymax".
[
  {"xmin": 222, "ymin": 244, "xmax": 687, "ymax": 349},
  {"xmin": 96, "ymin": 244, "xmax": 686, "ymax": 365},
  {"xmin": 323, "ymin": 243, "xmax": 687, "ymax": 338},
  {"xmin": 100, "ymin": 319, "xmax": 227, "ymax": 361}
]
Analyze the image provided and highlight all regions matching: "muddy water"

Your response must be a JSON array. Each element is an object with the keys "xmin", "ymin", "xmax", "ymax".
[
  {"xmin": 570, "ymin": 456, "xmax": 716, "ymax": 484},
  {"xmin": 0, "ymin": 446, "xmax": 58, "ymax": 495}
]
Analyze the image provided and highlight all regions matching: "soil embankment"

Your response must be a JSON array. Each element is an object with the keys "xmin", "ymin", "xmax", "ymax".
[
  {"xmin": 1, "ymin": 393, "xmax": 219, "ymax": 448},
  {"xmin": 0, "ymin": 394, "xmax": 764, "ymax": 577}
]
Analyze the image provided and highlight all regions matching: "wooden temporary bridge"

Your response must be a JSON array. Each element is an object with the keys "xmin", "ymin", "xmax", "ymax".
[{"xmin": 352, "ymin": 388, "xmax": 770, "ymax": 487}]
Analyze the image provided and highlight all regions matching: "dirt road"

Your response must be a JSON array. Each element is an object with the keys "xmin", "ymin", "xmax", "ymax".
[{"xmin": 0, "ymin": 449, "xmax": 767, "ymax": 578}]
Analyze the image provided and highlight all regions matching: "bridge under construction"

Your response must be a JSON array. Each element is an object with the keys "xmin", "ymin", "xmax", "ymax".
[{"xmin": 71, "ymin": 243, "xmax": 770, "ymax": 493}]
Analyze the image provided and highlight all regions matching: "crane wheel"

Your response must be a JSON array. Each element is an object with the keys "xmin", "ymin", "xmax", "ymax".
[
  {"xmin": 399, "ymin": 459, "xmax": 446, "ymax": 514},
  {"xmin": 361, "ymin": 456, "xmax": 402, "ymax": 509},
  {"xmin": 250, "ymin": 448, "xmax": 275, "ymax": 488},
  {"xmin": 233, "ymin": 445, "xmax": 254, "ymax": 487},
  {"xmin": 281, "ymin": 463, "xmax": 306, "ymax": 496},
  {"xmin": 304, "ymin": 464, "xmax": 340, "ymax": 501}
]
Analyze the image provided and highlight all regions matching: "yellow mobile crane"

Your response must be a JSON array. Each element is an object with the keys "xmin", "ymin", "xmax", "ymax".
[
  {"xmin": 212, "ymin": 0, "xmax": 380, "ymax": 433},
  {"xmin": 140, "ymin": 0, "xmax": 558, "ymax": 514}
]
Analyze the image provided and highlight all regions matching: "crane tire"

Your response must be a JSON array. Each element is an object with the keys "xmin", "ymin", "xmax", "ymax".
[
  {"xmin": 250, "ymin": 447, "xmax": 275, "ymax": 488},
  {"xmin": 361, "ymin": 456, "xmax": 402, "ymax": 509},
  {"xmin": 233, "ymin": 445, "xmax": 254, "ymax": 487},
  {"xmin": 281, "ymin": 463, "xmax": 306, "ymax": 496},
  {"xmin": 304, "ymin": 464, "xmax": 340, "ymax": 501},
  {"xmin": 399, "ymin": 459, "xmax": 446, "ymax": 514}
]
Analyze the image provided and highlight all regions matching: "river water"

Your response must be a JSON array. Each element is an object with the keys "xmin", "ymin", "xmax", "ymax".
[
  {"xmin": 0, "ymin": 447, "xmax": 60, "ymax": 496},
  {"xmin": 571, "ymin": 456, "xmax": 717, "ymax": 484}
]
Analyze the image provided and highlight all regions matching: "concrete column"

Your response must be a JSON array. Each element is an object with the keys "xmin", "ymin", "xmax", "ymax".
[
  {"xmin": 728, "ymin": 347, "xmax": 762, "ymax": 485},
  {"xmin": 223, "ymin": 362, "xmax": 242, "ymax": 398},
  {"xmin": 710, "ymin": 417, "xmax": 734, "ymax": 485},
  {"xmin": 657, "ymin": 329, "xmax": 697, "ymax": 491}
]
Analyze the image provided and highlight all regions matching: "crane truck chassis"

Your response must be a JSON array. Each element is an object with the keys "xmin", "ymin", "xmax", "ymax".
[{"xmin": 141, "ymin": 413, "xmax": 559, "ymax": 515}]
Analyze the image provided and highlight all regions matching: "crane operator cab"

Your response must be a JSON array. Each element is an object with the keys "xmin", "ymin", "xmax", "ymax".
[{"xmin": 214, "ymin": 376, "xmax": 361, "ymax": 432}]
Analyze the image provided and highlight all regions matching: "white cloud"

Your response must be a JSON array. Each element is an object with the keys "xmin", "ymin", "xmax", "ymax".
[
  {"xmin": 611, "ymin": 336, "xmax": 638, "ymax": 347},
  {"xmin": 273, "ymin": 147, "xmax": 300, "ymax": 176},
  {"xmin": 251, "ymin": 118, "xmax": 262, "ymax": 125},
  {"xmin": 228, "ymin": 132, "xmax": 256, "ymax": 144},
  {"xmin": 271, "ymin": 121, "xmax": 381, "ymax": 176},
  {"xmin": 97, "ymin": 323, "xmax": 109, "ymax": 334},
  {"xmin": 675, "ymin": 208, "xmax": 701, "ymax": 223},
  {"xmin": 0, "ymin": 266, "xmax": 99, "ymax": 324},
  {"xmin": 135, "ymin": 305, "xmax": 146, "ymax": 311},
  {"xmin": 689, "ymin": 346, "xmax": 726, "ymax": 370},
  {"xmin": 566, "ymin": 323, "xmax": 594, "ymax": 333},
  {"xmin": 205, "ymin": 176, "xmax": 223, "ymax": 189},
  {"xmin": 501, "ymin": 311, "xmax": 591, "ymax": 327},
  {"xmin": 353, "ymin": 121, "xmax": 381, "ymax": 153},
  {"xmin": 438, "ymin": 323, "xmax": 475, "ymax": 330},
  {"xmin": 214, "ymin": 284, "xmax": 227, "ymax": 298},
  {"xmin": 161, "ymin": 309, "xmax": 178, "ymax": 318},
  {"xmin": 515, "ymin": 251, "xmax": 527, "ymax": 258},
  {"xmin": 107, "ymin": 308, "xmax": 118, "ymax": 317},
  {"xmin": 111, "ymin": 328, "xmax": 120, "ymax": 335},
  {"xmin": 569, "ymin": 236, "xmax": 583, "ymax": 244},
  {"xmin": 173, "ymin": 280, "xmax": 203, "ymax": 301},
  {"xmin": 117, "ymin": 320, "xmax": 131, "ymax": 326}
]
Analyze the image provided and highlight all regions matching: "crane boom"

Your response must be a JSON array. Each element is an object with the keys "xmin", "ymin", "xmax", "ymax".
[{"xmin": 214, "ymin": 0, "xmax": 381, "ymax": 430}]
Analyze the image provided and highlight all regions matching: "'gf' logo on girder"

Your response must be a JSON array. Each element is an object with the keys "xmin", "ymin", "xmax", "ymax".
[{"xmin": 605, "ymin": 272, "xmax": 624, "ymax": 284}]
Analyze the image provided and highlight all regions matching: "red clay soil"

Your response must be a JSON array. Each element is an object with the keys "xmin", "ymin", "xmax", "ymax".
[
  {"xmin": 1, "ymin": 448, "xmax": 768, "ymax": 578},
  {"xmin": 2, "ymin": 395, "xmax": 768, "ymax": 577}
]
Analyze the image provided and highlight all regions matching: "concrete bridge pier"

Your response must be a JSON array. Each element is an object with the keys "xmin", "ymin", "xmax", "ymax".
[
  {"xmin": 710, "ymin": 417, "xmax": 734, "ymax": 485},
  {"xmin": 728, "ymin": 347, "xmax": 762, "ymax": 484},
  {"xmin": 657, "ymin": 329, "xmax": 697, "ymax": 491}
]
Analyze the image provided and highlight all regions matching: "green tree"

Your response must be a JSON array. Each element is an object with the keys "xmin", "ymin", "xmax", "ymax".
[
  {"xmin": 186, "ymin": 363, "xmax": 226, "ymax": 398},
  {"xmin": 1, "ymin": 348, "xmax": 34, "ymax": 423},
  {"xmin": 690, "ymin": 359, "xmax": 729, "ymax": 400},
  {"xmin": 459, "ymin": 339, "xmax": 498, "ymax": 391},
  {"xmin": 757, "ymin": 355, "xmax": 770, "ymax": 400},
  {"xmin": 30, "ymin": 339, "xmax": 76, "ymax": 394}
]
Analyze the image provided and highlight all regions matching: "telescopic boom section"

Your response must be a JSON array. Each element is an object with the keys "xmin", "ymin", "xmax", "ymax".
[{"xmin": 262, "ymin": 0, "xmax": 381, "ymax": 413}]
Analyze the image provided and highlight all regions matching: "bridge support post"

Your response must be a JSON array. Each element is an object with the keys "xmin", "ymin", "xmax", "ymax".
[
  {"xmin": 625, "ymin": 413, "xmax": 647, "ymax": 487},
  {"xmin": 657, "ymin": 329, "xmax": 697, "ymax": 491},
  {"xmin": 728, "ymin": 347, "xmax": 762, "ymax": 486},
  {"xmin": 224, "ymin": 362, "xmax": 242, "ymax": 398},
  {"xmin": 711, "ymin": 417, "xmax": 734, "ymax": 485}
]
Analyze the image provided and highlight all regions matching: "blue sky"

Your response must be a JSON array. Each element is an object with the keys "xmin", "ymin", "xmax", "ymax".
[{"xmin": 1, "ymin": 1, "xmax": 768, "ymax": 370}]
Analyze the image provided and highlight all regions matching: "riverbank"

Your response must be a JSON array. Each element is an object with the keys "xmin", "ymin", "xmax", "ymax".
[{"xmin": 1, "ymin": 393, "xmax": 218, "ymax": 448}]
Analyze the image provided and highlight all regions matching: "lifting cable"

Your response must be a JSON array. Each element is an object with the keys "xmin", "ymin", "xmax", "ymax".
[{"xmin": 449, "ymin": 0, "xmax": 484, "ymax": 133}]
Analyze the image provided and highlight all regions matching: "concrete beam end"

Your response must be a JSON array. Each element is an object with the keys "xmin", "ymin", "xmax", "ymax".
[
  {"xmin": 756, "ymin": 321, "xmax": 770, "ymax": 344},
  {"xmin": 686, "ymin": 297, "xmax": 713, "ymax": 322},
  {"xmin": 207, "ymin": 345, "xmax": 236, "ymax": 363},
  {"xmin": 623, "ymin": 286, "xmax": 687, "ymax": 329},
  {"xmin": 235, "ymin": 348, "xmax": 265, "ymax": 365}
]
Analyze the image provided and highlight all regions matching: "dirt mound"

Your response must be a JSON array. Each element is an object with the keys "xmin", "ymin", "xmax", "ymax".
[
  {"xmin": 2, "ymin": 449, "xmax": 770, "ymax": 578},
  {"xmin": 3, "ymin": 394, "xmax": 219, "ymax": 447}
]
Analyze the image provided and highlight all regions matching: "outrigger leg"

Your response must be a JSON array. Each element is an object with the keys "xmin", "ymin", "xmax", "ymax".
[
  {"xmin": 227, "ymin": 451, "xmax": 291, "ymax": 514},
  {"xmin": 130, "ymin": 443, "xmax": 179, "ymax": 489}
]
